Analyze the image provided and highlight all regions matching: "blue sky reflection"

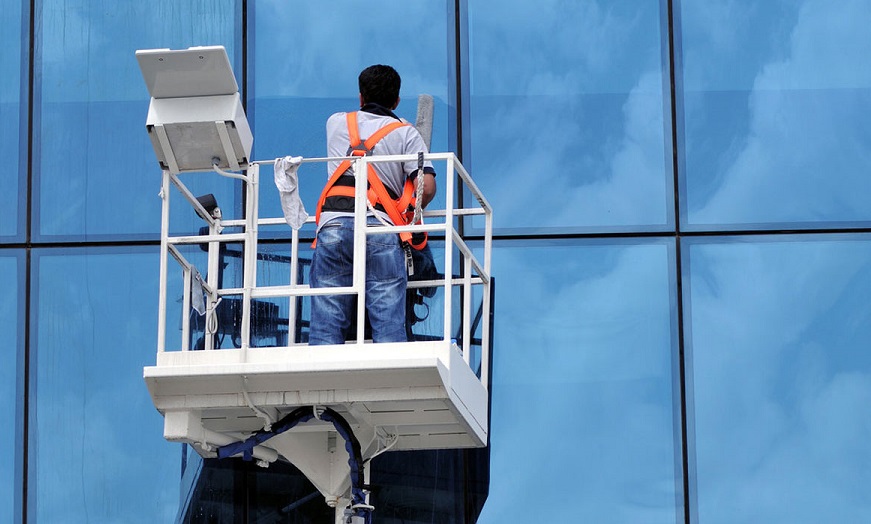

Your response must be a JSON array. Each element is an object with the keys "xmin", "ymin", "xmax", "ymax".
[
  {"xmin": 35, "ymin": 0, "xmax": 237, "ymax": 239},
  {"xmin": 681, "ymin": 0, "xmax": 871, "ymax": 227},
  {"xmin": 468, "ymin": 0, "xmax": 673, "ymax": 233},
  {"xmin": 0, "ymin": 3, "xmax": 22, "ymax": 238},
  {"xmin": 685, "ymin": 236, "xmax": 871, "ymax": 522},
  {"xmin": 0, "ymin": 256, "xmax": 19, "ymax": 521},
  {"xmin": 250, "ymin": 0, "xmax": 451, "ymax": 222},
  {"xmin": 479, "ymin": 240, "xmax": 680, "ymax": 522},
  {"xmin": 31, "ymin": 249, "xmax": 180, "ymax": 522}
]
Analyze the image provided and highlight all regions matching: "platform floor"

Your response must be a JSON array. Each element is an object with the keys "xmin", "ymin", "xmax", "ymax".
[{"xmin": 144, "ymin": 340, "xmax": 488, "ymax": 451}]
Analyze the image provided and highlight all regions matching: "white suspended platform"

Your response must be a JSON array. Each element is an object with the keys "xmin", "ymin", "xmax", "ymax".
[{"xmin": 144, "ymin": 153, "xmax": 493, "ymax": 509}]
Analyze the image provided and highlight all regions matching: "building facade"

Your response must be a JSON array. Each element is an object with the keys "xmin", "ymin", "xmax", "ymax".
[{"xmin": 2, "ymin": 0, "xmax": 871, "ymax": 522}]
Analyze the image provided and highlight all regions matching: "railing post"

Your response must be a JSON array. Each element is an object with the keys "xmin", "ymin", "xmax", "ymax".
[
  {"xmin": 353, "ymin": 157, "xmax": 368, "ymax": 345},
  {"xmin": 205, "ymin": 200, "xmax": 220, "ymax": 352},
  {"xmin": 481, "ymin": 192, "xmax": 493, "ymax": 389},
  {"xmin": 462, "ymin": 256, "xmax": 472, "ymax": 364},
  {"xmin": 287, "ymin": 227, "xmax": 300, "ymax": 345},
  {"xmin": 443, "ymin": 156, "xmax": 457, "ymax": 343},
  {"xmin": 182, "ymin": 267, "xmax": 192, "ymax": 351},
  {"xmin": 240, "ymin": 163, "xmax": 259, "ymax": 359},
  {"xmin": 157, "ymin": 169, "xmax": 171, "ymax": 353}
]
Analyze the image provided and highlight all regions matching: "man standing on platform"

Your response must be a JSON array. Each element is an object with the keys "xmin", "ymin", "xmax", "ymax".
[{"xmin": 309, "ymin": 65, "xmax": 436, "ymax": 345}]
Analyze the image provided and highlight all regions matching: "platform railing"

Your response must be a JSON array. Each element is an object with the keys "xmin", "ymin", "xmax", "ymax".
[{"xmin": 155, "ymin": 152, "xmax": 493, "ymax": 388}]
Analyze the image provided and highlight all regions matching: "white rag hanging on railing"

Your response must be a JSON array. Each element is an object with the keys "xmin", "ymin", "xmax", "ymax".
[{"xmin": 273, "ymin": 156, "xmax": 308, "ymax": 229}]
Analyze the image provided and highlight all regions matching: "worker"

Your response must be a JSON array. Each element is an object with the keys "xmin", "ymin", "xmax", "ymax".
[{"xmin": 309, "ymin": 64, "xmax": 437, "ymax": 345}]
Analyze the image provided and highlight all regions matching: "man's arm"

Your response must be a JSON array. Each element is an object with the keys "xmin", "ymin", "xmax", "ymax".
[{"xmin": 422, "ymin": 173, "xmax": 436, "ymax": 208}]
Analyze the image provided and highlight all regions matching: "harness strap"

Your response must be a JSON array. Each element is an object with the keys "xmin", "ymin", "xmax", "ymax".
[
  {"xmin": 314, "ymin": 112, "xmax": 408, "ymax": 226},
  {"xmin": 314, "ymin": 111, "xmax": 427, "ymax": 250},
  {"xmin": 364, "ymin": 166, "xmax": 415, "ymax": 246}
]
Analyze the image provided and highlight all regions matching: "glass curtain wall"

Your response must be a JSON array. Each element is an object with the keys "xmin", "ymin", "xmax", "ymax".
[
  {"xmin": 684, "ymin": 236, "xmax": 871, "ymax": 524},
  {"xmin": 249, "ymin": 0, "xmax": 454, "ymax": 224},
  {"xmin": 28, "ymin": 248, "xmax": 180, "ymax": 522},
  {"xmin": 678, "ymin": 0, "xmax": 871, "ymax": 522},
  {"xmin": 5, "ymin": 0, "xmax": 871, "ymax": 522},
  {"xmin": 0, "ymin": 2, "xmax": 24, "ymax": 240},
  {"xmin": 679, "ymin": 0, "xmax": 871, "ymax": 230},
  {"xmin": 0, "ymin": 255, "xmax": 23, "ymax": 523},
  {"xmin": 467, "ymin": 0, "xmax": 674, "ymax": 235},
  {"xmin": 479, "ymin": 240, "xmax": 682, "ymax": 522},
  {"xmin": 33, "ymin": 0, "xmax": 240, "ymax": 241}
]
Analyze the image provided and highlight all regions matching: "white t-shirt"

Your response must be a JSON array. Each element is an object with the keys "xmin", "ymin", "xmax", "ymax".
[{"xmin": 319, "ymin": 109, "xmax": 433, "ymax": 227}]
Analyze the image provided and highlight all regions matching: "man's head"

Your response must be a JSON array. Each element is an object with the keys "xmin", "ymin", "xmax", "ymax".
[{"xmin": 358, "ymin": 65, "xmax": 401, "ymax": 109}]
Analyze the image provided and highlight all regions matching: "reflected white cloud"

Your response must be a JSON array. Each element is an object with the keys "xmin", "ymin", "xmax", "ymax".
[
  {"xmin": 685, "ymin": 0, "xmax": 871, "ymax": 224},
  {"xmin": 254, "ymin": 0, "xmax": 448, "ymax": 99},
  {"xmin": 479, "ymin": 242, "xmax": 679, "ymax": 522},
  {"xmin": 470, "ymin": 0, "xmax": 658, "ymax": 95},
  {"xmin": 469, "ymin": 0, "xmax": 671, "ymax": 230},
  {"xmin": 687, "ymin": 238, "xmax": 871, "ymax": 522}
]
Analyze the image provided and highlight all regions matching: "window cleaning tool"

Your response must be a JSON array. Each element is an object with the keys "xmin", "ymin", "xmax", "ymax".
[{"xmin": 414, "ymin": 94, "xmax": 434, "ymax": 150}]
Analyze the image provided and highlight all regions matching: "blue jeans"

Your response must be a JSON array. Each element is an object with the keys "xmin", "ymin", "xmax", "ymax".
[{"xmin": 309, "ymin": 216, "xmax": 407, "ymax": 345}]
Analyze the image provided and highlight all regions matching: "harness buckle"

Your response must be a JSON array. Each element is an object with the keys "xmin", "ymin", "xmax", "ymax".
[
  {"xmin": 347, "ymin": 143, "xmax": 373, "ymax": 156},
  {"xmin": 403, "ymin": 242, "xmax": 414, "ymax": 276}
]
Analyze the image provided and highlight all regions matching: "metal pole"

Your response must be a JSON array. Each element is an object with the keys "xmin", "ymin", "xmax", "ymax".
[
  {"xmin": 443, "ymin": 157, "xmax": 456, "ymax": 343},
  {"xmin": 205, "ymin": 205, "xmax": 219, "ymax": 352},
  {"xmin": 354, "ymin": 157, "xmax": 367, "ymax": 345},
  {"xmin": 462, "ymin": 256, "xmax": 472, "ymax": 363},
  {"xmin": 481, "ymin": 197, "xmax": 493, "ymax": 389},
  {"xmin": 157, "ymin": 169, "xmax": 171, "ymax": 353},
  {"xmin": 182, "ymin": 268, "xmax": 191, "ymax": 351},
  {"xmin": 288, "ymin": 227, "xmax": 300, "ymax": 345},
  {"xmin": 240, "ymin": 163, "xmax": 259, "ymax": 359}
]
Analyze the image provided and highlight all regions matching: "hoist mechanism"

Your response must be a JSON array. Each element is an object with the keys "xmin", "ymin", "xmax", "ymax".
[{"xmin": 137, "ymin": 46, "xmax": 493, "ymax": 523}]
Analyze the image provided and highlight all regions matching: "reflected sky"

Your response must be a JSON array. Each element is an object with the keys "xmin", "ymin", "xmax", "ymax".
[
  {"xmin": 30, "ymin": 248, "xmax": 180, "ymax": 522},
  {"xmin": 250, "ymin": 0, "xmax": 452, "ymax": 223},
  {"xmin": 0, "ymin": 2, "xmax": 22, "ymax": 238},
  {"xmin": 680, "ymin": 0, "xmax": 871, "ymax": 228},
  {"xmin": 251, "ymin": 0, "xmax": 449, "ymax": 100},
  {"xmin": 5, "ymin": 1, "xmax": 871, "ymax": 521},
  {"xmin": 685, "ymin": 236, "xmax": 871, "ymax": 522},
  {"xmin": 478, "ymin": 240, "xmax": 681, "ymax": 522},
  {"xmin": 0, "ymin": 255, "xmax": 20, "ymax": 522},
  {"xmin": 35, "ymin": 0, "xmax": 238, "ymax": 239},
  {"xmin": 468, "ymin": 0, "xmax": 673, "ymax": 233}
]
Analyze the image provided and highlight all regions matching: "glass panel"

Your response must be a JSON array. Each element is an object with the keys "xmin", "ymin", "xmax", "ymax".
[
  {"xmin": 685, "ymin": 235, "xmax": 871, "ymax": 522},
  {"xmin": 679, "ymin": 1, "xmax": 871, "ymax": 229},
  {"xmin": 0, "ymin": 254, "xmax": 22, "ymax": 522},
  {"xmin": 249, "ymin": 0, "xmax": 452, "ymax": 224},
  {"xmin": 0, "ymin": 2, "xmax": 23, "ymax": 240},
  {"xmin": 479, "ymin": 240, "xmax": 682, "ymax": 522},
  {"xmin": 29, "ymin": 247, "xmax": 181, "ymax": 521},
  {"xmin": 35, "ymin": 0, "xmax": 240, "ymax": 240},
  {"xmin": 467, "ymin": 0, "xmax": 673, "ymax": 234}
]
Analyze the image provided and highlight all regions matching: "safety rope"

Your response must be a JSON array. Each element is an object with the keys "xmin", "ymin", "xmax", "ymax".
[{"xmin": 412, "ymin": 152, "xmax": 425, "ymax": 227}]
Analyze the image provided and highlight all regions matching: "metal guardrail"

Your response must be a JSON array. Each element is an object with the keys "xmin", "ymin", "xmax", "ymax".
[{"xmin": 155, "ymin": 153, "xmax": 493, "ymax": 388}]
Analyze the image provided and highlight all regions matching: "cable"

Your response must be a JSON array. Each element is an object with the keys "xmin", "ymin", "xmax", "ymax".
[{"xmin": 215, "ymin": 406, "xmax": 374, "ymax": 522}]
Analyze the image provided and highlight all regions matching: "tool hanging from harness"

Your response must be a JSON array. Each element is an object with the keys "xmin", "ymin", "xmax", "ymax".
[{"xmin": 314, "ymin": 111, "xmax": 428, "ymax": 252}]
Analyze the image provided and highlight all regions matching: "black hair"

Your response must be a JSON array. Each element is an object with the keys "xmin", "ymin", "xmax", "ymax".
[{"xmin": 358, "ymin": 65, "xmax": 401, "ymax": 108}]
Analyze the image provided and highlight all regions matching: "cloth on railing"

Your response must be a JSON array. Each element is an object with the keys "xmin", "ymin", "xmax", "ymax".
[
  {"xmin": 274, "ymin": 156, "xmax": 308, "ymax": 229},
  {"xmin": 191, "ymin": 268, "xmax": 206, "ymax": 315}
]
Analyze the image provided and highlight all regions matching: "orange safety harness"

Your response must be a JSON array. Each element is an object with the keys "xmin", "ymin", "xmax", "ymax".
[{"xmin": 314, "ymin": 111, "xmax": 427, "ymax": 251}]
